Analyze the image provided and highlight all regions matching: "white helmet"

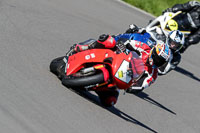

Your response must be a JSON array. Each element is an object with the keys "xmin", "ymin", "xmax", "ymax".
[{"xmin": 167, "ymin": 30, "xmax": 185, "ymax": 52}]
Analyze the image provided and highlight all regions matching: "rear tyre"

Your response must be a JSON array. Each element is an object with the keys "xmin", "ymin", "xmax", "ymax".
[
  {"xmin": 62, "ymin": 72, "xmax": 105, "ymax": 89},
  {"xmin": 96, "ymin": 90, "xmax": 119, "ymax": 107}
]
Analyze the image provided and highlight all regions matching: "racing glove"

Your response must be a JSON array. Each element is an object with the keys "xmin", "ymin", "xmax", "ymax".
[
  {"xmin": 116, "ymin": 41, "xmax": 126, "ymax": 53},
  {"xmin": 162, "ymin": 8, "xmax": 173, "ymax": 14},
  {"xmin": 125, "ymin": 24, "xmax": 139, "ymax": 33}
]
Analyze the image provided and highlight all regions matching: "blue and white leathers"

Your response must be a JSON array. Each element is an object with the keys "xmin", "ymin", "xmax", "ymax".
[{"xmin": 114, "ymin": 33, "xmax": 156, "ymax": 48}]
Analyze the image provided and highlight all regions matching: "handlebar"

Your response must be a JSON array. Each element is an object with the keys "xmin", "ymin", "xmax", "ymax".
[{"xmin": 116, "ymin": 43, "xmax": 128, "ymax": 55}]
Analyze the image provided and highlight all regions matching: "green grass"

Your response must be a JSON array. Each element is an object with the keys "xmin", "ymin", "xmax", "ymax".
[{"xmin": 123, "ymin": 0, "xmax": 200, "ymax": 16}]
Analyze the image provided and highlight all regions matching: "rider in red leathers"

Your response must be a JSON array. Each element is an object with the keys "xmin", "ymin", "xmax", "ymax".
[
  {"xmin": 114, "ymin": 33, "xmax": 171, "ymax": 93},
  {"xmin": 124, "ymin": 38, "xmax": 158, "ymax": 93}
]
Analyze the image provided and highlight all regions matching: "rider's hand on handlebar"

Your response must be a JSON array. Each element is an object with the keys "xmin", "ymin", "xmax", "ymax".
[
  {"xmin": 125, "ymin": 24, "xmax": 139, "ymax": 33},
  {"xmin": 116, "ymin": 41, "xmax": 126, "ymax": 53},
  {"xmin": 162, "ymin": 8, "xmax": 173, "ymax": 14}
]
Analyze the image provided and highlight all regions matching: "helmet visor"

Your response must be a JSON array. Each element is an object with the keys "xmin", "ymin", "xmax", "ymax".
[
  {"xmin": 168, "ymin": 38, "xmax": 182, "ymax": 51},
  {"xmin": 150, "ymin": 48, "xmax": 167, "ymax": 67}
]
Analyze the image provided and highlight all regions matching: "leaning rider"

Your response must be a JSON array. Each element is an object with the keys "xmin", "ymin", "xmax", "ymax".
[
  {"xmin": 162, "ymin": 1, "xmax": 200, "ymax": 53},
  {"xmin": 72, "ymin": 33, "xmax": 171, "ymax": 94},
  {"xmin": 126, "ymin": 24, "xmax": 185, "ymax": 75}
]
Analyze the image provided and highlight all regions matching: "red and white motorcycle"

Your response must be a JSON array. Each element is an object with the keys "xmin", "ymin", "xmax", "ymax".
[{"xmin": 50, "ymin": 40, "xmax": 144, "ymax": 106}]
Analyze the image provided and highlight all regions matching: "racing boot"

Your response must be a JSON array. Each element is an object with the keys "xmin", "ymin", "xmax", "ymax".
[
  {"xmin": 126, "ymin": 87, "xmax": 144, "ymax": 94},
  {"xmin": 179, "ymin": 39, "xmax": 193, "ymax": 53},
  {"xmin": 179, "ymin": 43, "xmax": 190, "ymax": 53},
  {"xmin": 171, "ymin": 52, "xmax": 181, "ymax": 69}
]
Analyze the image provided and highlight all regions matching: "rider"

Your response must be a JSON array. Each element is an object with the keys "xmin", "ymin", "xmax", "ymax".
[
  {"xmin": 114, "ymin": 33, "xmax": 171, "ymax": 93},
  {"xmin": 159, "ymin": 30, "xmax": 185, "ymax": 74},
  {"xmin": 126, "ymin": 24, "xmax": 185, "ymax": 75},
  {"xmin": 72, "ymin": 33, "xmax": 171, "ymax": 95},
  {"xmin": 162, "ymin": 1, "xmax": 200, "ymax": 53}
]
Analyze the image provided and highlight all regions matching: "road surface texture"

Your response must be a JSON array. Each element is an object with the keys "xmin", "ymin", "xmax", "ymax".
[{"xmin": 0, "ymin": 0, "xmax": 200, "ymax": 133}]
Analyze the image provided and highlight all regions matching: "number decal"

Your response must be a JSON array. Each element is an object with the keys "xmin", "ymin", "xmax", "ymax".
[
  {"xmin": 91, "ymin": 53, "xmax": 95, "ymax": 58},
  {"xmin": 85, "ymin": 55, "xmax": 90, "ymax": 60},
  {"xmin": 85, "ymin": 53, "xmax": 95, "ymax": 60}
]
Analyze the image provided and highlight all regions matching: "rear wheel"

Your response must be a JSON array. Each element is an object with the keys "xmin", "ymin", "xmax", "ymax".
[
  {"xmin": 96, "ymin": 90, "xmax": 119, "ymax": 107},
  {"xmin": 62, "ymin": 71, "xmax": 105, "ymax": 89}
]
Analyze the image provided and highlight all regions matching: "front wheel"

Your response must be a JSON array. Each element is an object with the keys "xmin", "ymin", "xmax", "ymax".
[{"xmin": 50, "ymin": 56, "xmax": 66, "ymax": 79}]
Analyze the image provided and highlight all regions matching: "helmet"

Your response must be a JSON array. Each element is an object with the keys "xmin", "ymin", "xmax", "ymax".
[
  {"xmin": 168, "ymin": 30, "xmax": 185, "ymax": 52},
  {"xmin": 149, "ymin": 41, "xmax": 171, "ymax": 67}
]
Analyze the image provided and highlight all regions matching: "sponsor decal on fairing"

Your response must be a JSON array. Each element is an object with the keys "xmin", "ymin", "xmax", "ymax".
[{"xmin": 115, "ymin": 60, "xmax": 132, "ymax": 83}]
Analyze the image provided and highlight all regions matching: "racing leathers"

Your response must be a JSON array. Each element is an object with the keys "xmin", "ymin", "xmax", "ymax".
[
  {"xmin": 114, "ymin": 33, "xmax": 158, "ymax": 93},
  {"xmin": 125, "ymin": 24, "xmax": 176, "ymax": 75},
  {"xmin": 163, "ymin": 1, "xmax": 200, "ymax": 53}
]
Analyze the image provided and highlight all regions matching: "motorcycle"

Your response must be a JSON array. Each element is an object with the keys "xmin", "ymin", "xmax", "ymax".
[
  {"xmin": 50, "ymin": 39, "xmax": 144, "ymax": 107},
  {"xmin": 145, "ymin": 11, "xmax": 190, "ymax": 75},
  {"xmin": 145, "ymin": 11, "xmax": 190, "ymax": 42}
]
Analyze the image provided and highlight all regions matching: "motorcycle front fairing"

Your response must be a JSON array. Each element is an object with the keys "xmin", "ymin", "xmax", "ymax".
[
  {"xmin": 112, "ymin": 51, "xmax": 144, "ymax": 89},
  {"xmin": 65, "ymin": 49, "xmax": 115, "ymax": 75}
]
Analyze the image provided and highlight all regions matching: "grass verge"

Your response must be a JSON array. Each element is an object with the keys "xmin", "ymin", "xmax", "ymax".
[{"xmin": 123, "ymin": 0, "xmax": 200, "ymax": 16}]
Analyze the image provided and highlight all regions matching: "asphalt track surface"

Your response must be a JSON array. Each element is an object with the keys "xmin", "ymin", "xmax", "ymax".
[{"xmin": 0, "ymin": 0, "xmax": 200, "ymax": 133}]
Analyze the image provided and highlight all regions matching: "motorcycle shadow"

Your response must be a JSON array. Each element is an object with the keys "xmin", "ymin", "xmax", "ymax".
[
  {"xmin": 129, "ymin": 91, "xmax": 176, "ymax": 115},
  {"xmin": 174, "ymin": 66, "xmax": 200, "ymax": 82},
  {"xmin": 68, "ymin": 88, "xmax": 157, "ymax": 133}
]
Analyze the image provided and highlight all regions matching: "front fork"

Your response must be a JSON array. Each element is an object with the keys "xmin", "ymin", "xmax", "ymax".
[
  {"xmin": 79, "ymin": 64, "xmax": 110, "ymax": 82},
  {"xmin": 82, "ymin": 64, "xmax": 111, "ymax": 90}
]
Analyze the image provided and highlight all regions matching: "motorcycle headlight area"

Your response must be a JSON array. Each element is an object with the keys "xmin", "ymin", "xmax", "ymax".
[
  {"xmin": 115, "ymin": 60, "xmax": 132, "ymax": 83},
  {"xmin": 63, "ymin": 57, "xmax": 68, "ymax": 73}
]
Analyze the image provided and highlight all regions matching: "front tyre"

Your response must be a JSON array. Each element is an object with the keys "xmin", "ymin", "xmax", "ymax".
[{"xmin": 50, "ymin": 56, "xmax": 66, "ymax": 79}]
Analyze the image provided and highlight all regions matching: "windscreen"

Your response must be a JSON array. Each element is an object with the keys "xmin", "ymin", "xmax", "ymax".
[{"xmin": 129, "ymin": 52, "xmax": 145, "ymax": 80}]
